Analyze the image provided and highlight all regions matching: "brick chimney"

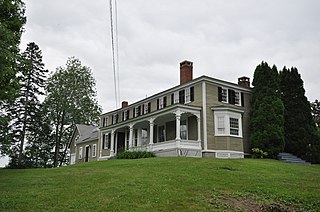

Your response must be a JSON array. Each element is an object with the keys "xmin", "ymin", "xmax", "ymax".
[
  {"xmin": 238, "ymin": 77, "xmax": 250, "ymax": 88},
  {"xmin": 122, "ymin": 101, "xmax": 128, "ymax": 108},
  {"xmin": 180, "ymin": 60, "xmax": 193, "ymax": 84}
]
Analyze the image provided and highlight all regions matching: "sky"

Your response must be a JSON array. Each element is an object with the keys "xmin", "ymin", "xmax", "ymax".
[{"xmin": 1, "ymin": 0, "xmax": 320, "ymax": 166}]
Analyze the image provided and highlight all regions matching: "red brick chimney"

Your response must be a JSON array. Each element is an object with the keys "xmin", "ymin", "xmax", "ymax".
[
  {"xmin": 238, "ymin": 77, "xmax": 250, "ymax": 88},
  {"xmin": 180, "ymin": 60, "xmax": 193, "ymax": 85},
  {"xmin": 122, "ymin": 101, "xmax": 128, "ymax": 108}
]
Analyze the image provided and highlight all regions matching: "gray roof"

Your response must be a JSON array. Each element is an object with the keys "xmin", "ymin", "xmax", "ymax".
[{"xmin": 75, "ymin": 124, "xmax": 99, "ymax": 144}]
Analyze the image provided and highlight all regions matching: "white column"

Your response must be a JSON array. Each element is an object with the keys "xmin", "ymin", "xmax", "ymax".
[
  {"xmin": 129, "ymin": 124, "xmax": 133, "ymax": 149},
  {"xmin": 149, "ymin": 118, "xmax": 154, "ymax": 145},
  {"xmin": 202, "ymin": 81, "xmax": 208, "ymax": 150},
  {"xmin": 197, "ymin": 115, "xmax": 201, "ymax": 142},
  {"xmin": 137, "ymin": 128, "xmax": 141, "ymax": 146},
  {"xmin": 110, "ymin": 130, "xmax": 115, "ymax": 156},
  {"xmin": 124, "ymin": 130, "xmax": 128, "ymax": 150},
  {"xmin": 175, "ymin": 111, "xmax": 181, "ymax": 141},
  {"xmin": 99, "ymin": 132, "xmax": 103, "ymax": 158}
]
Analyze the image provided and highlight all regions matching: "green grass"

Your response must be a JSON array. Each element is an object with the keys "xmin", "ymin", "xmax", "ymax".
[{"xmin": 0, "ymin": 158, "xmax": 319, "ymax": 211}]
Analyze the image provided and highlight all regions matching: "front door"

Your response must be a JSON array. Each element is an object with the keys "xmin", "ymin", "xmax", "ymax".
[{"xmin": 85, "ymin": 146, "xmax": 90, "ymax": 162}]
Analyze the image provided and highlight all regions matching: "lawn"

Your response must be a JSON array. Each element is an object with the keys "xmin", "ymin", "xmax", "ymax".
[{"xmin": 0, "ymin": 157, "xmax": 319, "ymax": 211}]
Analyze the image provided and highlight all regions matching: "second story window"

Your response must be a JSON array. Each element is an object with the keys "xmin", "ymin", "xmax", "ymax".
[
  {"xmin": 218, "ymin": 87, "xmax": 243, "ymax": 106},
  {"xmin": 122, "ymin": 110, "xmax": 129, "ymax": 121},
  {"xmin": 112, "ymin": 114, "xmax": 118, "ymax": 124},
  {"xmin": 134, "ymin": 105, "xmax": 141, "ymax": 118},
  {"xmin": 144, "ymin": 102, "xmax": 151, "ymax": 114},
  {"xmin": 157, "ymin": 96, "xmax": 167, "ymax": 110},
  {"xmin": 102, "ymin": 117, "xmax": 109, "ymax": 127},
  {"xmin": 171, "ymin": 91, "xmax": 179, "ymax": 105},
  {"xmin": 185, "ymin": 86, "xmax": 194, "ymax": 103}
]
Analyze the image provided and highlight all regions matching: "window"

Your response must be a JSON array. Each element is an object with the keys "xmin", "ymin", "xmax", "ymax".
[
  {"xmin": 92, "ymin": 144, "xmax": 97, "ymax": 157},
  {"xmin": 102, "ymin": 117, "xmax": 108, "ymax": 127},
  {"xmin": 179, "ymin": 90, "xmax": 185, "ymax": 104},
  {"xmin": 217, "ymin": 116, "xmax": 225, "ymax": 134},
  {"xmin": 157, "ymin": 97, "xmax": 166, "ymax": 110},
  {"xmin": 123, "ymin": 110, "xmax": 129, "ymax": 121},
  {"xmin": 79, "ymin": 147, "xmax": 83, "ymax": 159},
  {"xmin": 112, "ymin": 114, "xmax": 118, "ymax": 124},
  {"xmin": 144, "ymin": 102, "xmax": 151, "ymax": 114},
  {"xmin": 103, "ymin": 133, "xmax": 110, "ymax": 149},
  {"xmin": 214, "ymin": 110, "xmax": 242, "ymax": 137},
  {"xmin": 185, "ymin": 86, "xmax": 194, "ymax": 103},
  {"xmin": 218, "ymin": 87, "xmax": 243, "ymax": 106},
  {"xmin": 229, "ymin": 118, "xmax": 239, "ymax": 136},
  {"xmin": 133, "ymin": 106, "xmax": 141, "ymax": 117},
  {"xmin": 158, "ymin": 125, "xmax": 166, "ymax": 142},
  {"xmin": 171, "ymin": 91, "xmax": 179, "ymax": 105},
  {"xmin": 141, "ymin": 129, "xmax": 148, "ymax": 146},
  {"xmin": 180, "ymin": 120, "xmax": 187, "ymax": 139}
]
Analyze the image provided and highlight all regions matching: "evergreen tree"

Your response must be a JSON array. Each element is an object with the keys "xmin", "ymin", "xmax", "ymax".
[
  {"xmin": 279, "ymin": 67, "xmax": 317, "ymax": 159},
  {"xmin": 44, "ymin": 57, "xmax": 101, "ymax": 167},
  {"xmin": 0, "ymin": 0, "xmax": 26, "ymax": 104},
  {"xmin": 250, "ymin": 62, "xmax": 285, "ymax": 158},
  {"xmin": 6, "ymin": 42, "xmax": 48, "ymax": 168},
  {"xmin": 311, "ymin": 99, "xmax": 320, "ymax": 129}
]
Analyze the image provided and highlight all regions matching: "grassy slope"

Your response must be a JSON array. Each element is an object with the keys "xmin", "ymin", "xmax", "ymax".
[{"xmin": 0, "ymin": 158, "xmax": 319, "ymax": 211}]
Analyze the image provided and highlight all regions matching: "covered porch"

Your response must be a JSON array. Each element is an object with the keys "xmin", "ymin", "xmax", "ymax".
[{"xmin": 99, "ymin": 105, "xmax": 202, "ymax": 159}]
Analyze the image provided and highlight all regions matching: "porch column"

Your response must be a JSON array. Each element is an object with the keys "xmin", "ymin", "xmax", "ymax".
[
  {"xmin": 197, "ymin": 115, "xmax": 201, "ymax": 142},
  {"xmin": 110, "ymin": 130, "xmax": 115, "ymax": 156},
  {"xmin": 149, "ymin": 118, "xmax": 154, "ymax": 145},
  {"xmin": 175, "ymin": 111, "xmax": 181, "ymax": 141},
  {"xmin": 129, "ymin": 124, "xmax": 133, "ymax": 149},
  {"xmin": 99, "ymin": 132, "xmax": 103, "ymax": 158}
]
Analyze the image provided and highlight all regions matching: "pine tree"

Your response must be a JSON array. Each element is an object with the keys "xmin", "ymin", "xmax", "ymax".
[
  {"xmin": 7, "ymin": 42, "xmax": 48, "ymax": 168},
  {"xmin": 250, "ymin": 62, "xmax": 285, "ymax": 158},
  {"xmin": 280, "ymin": 67, "xmax": 318, "ymax": 161},
  {"xmin": 44, "ymin": 57, "xmax": 101, "ymax": 167}
]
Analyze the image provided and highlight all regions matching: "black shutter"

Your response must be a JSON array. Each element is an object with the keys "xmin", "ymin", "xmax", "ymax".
[
  {"xmin": 107, "ymin": 134, "xmax": 111, "ymax": 149},
  {"xmin": 190, "ymin": 86, "xmax": 194, "ymax": 102},
  {"xmin": 171, "ymin": 93, "xmax": 174, "ymax": 105},
  {"xmin": 133, "ymin": 107, "xmax": 136, "ymax": 117},
  {"xmin": 157, "ymin": 99, "xmax": 160, "ymax": 110},
  {"xmin": 228, "ymin": 89, "xmax": 235, "ymax": 104},
  {"xmin": 142, "ymin": 104, "xmax": 145, "ymax": 115},
  {"xmin": 163, "ymin": 97, "xmax": 167, "ymax": 108},
  {"xmin": 102, "ymin": 134, "xmax": 105, "ymax": 149},
  {"xmin": 241, "ymin": 92, "xmax": 244, "ymax": 107},
  {"xmin": 179, "ymin": 90, "xmax": 185, "ymax": 104},
  {"xmin": 218, "ymin": 87, "xmax": 222, "ymax": 102},
  {"xmin": 148, "ymin": 102, "xmax": 151, "ymax": 113},
  {"xmin": 122, "ymin": 112, "xmax": 124, "ymax": 121}
]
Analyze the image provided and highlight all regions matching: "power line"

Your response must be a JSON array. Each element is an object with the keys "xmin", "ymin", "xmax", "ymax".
[{"xmin": 109, "ymin": 0, "xmax": 120, "ymax": 108}]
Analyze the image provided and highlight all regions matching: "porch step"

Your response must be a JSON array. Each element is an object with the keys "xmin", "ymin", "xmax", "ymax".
[{"xmin": 277, "ymin": 152, "xmax": 311, "ymax": 165}]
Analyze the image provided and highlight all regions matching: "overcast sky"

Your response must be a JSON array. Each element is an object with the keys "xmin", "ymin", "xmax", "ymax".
[
  {"xmin": 1, "ymin": 0, "xmax": 320, "ymax": 167},
  {"xmin": 18, "ymin": 0, "xmax": 320, "ymax": 113}
]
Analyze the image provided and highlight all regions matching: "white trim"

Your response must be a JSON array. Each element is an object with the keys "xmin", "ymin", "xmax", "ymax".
[
  {"xmin": 202, "ymin": 150, "xmax": 244, "ymax": 159},
  {"xmin": 92, "ymin": 144, "xmax": 97, "ymax": 157},
  {"xmin": 79, "ymin": 147, "xmax": 83, "ymax": 159},
  {"xmin": 213, "ymin": 110, "xmax": 243, "ymax": 138},
  {"xmin": 202, "ymin": 81, "xmax": 207, "ymax": 150}
]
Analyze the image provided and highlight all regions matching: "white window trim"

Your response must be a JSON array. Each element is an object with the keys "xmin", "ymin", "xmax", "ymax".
[
  {"xmin": 123, "ymin": 110, "xmax": 128, "ymax": 121},
  {"xmin": 103, "ymin": 117, "xmax": 109, "ymax": 127},
  {"xmin": 79, "ymin": 147, "xmax": 83, "ymax": 159},
  {"xmin": 144, "ymin": 103, "xmax": 149, "ymax": 114},
  {"xmin": 214, "ymin": 110, "xmax": 242, "ymax": 138},
  {"xmin": 158, "ymin": 97, "xmax": 165, "ymax": 109},
  {"xmin": 185, "ymin": 87, "xmax": 191, "ymax": 103},
  {"xmin": 92, "ymin": 144, "xmax": 97, "ymax": 157},
  {"xmin": 234, "ymin": 91, "xmax": 241, "ymax": 106},
  {"xmin": 173, "ymin": 91, "xmax": 179, "ymax": 104},
  {"xmin": 180, "ymin": 119, "xmax": 188, "ymax": 140},
  {"xmin": 104, "ymin": 133, "xmax": 109, "ymax": 149},
  {"xmin": 221, "ymin": 87, "xmax": 228, "ymax": 103}
]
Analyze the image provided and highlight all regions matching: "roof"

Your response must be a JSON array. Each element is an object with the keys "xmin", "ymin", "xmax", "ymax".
[{"xmin": 75, "ymin": 124, "xmax": 99, "ymax": 144}]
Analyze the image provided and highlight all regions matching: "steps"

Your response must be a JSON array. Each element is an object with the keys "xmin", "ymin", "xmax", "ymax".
[{"xmin": 277, "ymin": 153, "xmax": 311, "ymax": 165}]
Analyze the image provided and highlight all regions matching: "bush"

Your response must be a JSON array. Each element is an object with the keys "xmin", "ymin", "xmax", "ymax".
[
  {"xmin": 116, "ymin": 151, "xmax": 155, "ymax": 159},
  {"xmin": 251, "ymin": 148, "xmax": 268, "ymax": 159}
]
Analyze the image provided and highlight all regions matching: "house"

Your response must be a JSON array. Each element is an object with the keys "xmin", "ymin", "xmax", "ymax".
[
  {"xmin": 69, "ymin": 124, "xmax": 99, "ymax": 164},
  {"xmin": 70, "ymin": 60, "xmax": 252, "ymax": 164}
]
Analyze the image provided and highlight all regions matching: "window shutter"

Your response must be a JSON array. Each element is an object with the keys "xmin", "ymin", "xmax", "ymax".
[
  {"xmin": 171, "ymin": 93, "xmax": 174, "ymax": 105},
  {"xmin": 218, "ymin": 87, "xmax": 222, "ymax": 102},
  {"xmin": 142, "ymin": 104, "xmax": 145, "ymax": 114},
  {"xmin": 190, "ymin": 86, "xmax": 194, "ymax": 102},
  {"xmin": 228, "ymin": 89, "xmax": 235, "ymax": 104},
  {"xmin": 179, "ymin": 90, "xmax": 185, "ymax": 104},
  {"xmin": 102, "ymin": 134, "xmax": 105, "ymax": 149},
  {"xmin": 163, "ymin": 96, "xmax": 167, "ymax": 108},
  {"xmin": 148, "ymin": 102, "xmax": 151, "ymax": 113},
  {"xmin": 157, "ymin": 99, "xmax": 160, "ymax": 110},
  {"xmin": 241, "ymin": 92, "xmax": 244, "ymax": 107},
  {"xmin": 107, "ymin": 134, "xmax": 111, "ymax": 149},
  {"xmin": 133, "ymin": 107, "xmax": 136, "ymax": 117}
]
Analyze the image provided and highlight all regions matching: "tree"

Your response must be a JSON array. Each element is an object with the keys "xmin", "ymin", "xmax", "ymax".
[
  {"xmin": 44, "ymin": 57, "xmax": 101, "ymax": 167},
  {"xmin": 279, "ymin": 67, "xmax": 317, "ymax": 161},
  {"xmin": 6, "ymin": 42, "xmax": 48, "ymax": 168},
  {"xmin": 250, "ymin": 62, "xmax": 285, "ymax": 158},
  {"xmin": 311, "ymin": 99, "xmax": 320, "ymax": 129},
  {"xmin": 0, "ymin": 0, "xmax": 26, "ymax": 104}
]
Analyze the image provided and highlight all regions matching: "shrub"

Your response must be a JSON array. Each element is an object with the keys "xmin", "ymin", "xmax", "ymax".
[
  {"xmin": 251, "ymin": 148, "xmax": 268, "ymax": 159},
  {"xmin": 116, "ymin": 151, "xmax": 155, "ymax": 159}
]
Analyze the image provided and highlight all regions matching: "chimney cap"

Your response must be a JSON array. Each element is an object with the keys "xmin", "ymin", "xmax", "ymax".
[{"xmin": 180, "ymin": 60, "xmax": 193, "ymax": 67}]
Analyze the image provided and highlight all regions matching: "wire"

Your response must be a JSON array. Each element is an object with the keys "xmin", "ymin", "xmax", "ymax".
[
  {"xmin": 109, "ymin": 0, "xmax": 119, "ymax": 108},
  {"xmin": 115, "ymin": 0, "xmax": 120, "ymax": 106}
]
